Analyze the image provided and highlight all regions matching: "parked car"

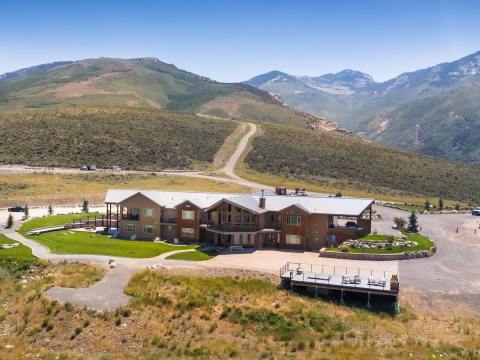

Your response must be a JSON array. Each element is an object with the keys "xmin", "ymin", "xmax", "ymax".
[
  {"xmin": 8, "ymin": 205, "xmax": 25, "ymax": 212},
  {"xmin": 80, "ymin": 163, "xmax": 97, "ymax": 171},
  {"xmin": 345, "ymin": 220, "xmax": 358, "ymax": 228},
  {"xmin": 472, "ymin": 207, "xmax": 480, "ymax": 216}
]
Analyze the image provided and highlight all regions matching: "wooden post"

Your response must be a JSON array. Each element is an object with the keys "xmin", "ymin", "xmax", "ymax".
[{"xmin": 116, "ymin": 204, "xmax": 119, "ymax": 230}]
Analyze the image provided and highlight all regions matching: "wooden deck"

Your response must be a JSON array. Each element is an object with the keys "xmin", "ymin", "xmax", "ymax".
[{"xmin": 280, "ymin": 262, "xmax": 399, "ymax": 299}]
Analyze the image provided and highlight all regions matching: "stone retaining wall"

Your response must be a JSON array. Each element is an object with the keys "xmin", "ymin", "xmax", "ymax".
[{"xmin": 319, "ymin": 246, "xmax": 436, "ymax": 261}]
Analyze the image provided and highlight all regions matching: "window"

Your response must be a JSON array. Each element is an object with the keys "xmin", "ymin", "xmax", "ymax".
[
  {"xmin": 268, "ymin": 213, "xmax": 277, "ymax": 224},
  {"xmin": 235, "ymin": 214, "xmax": 241, "ymax": 224},
  {"xmin": 131, "ymin": 208, "xmax": 139, "ymax": 216},
  {"xmin": 181, "ymin": 227, "xmax": 195, "ymax": 238},
  {"xmin": 182, "ymin": 210, "xmax": 195, "ymax": 220},
  {"xmin": 144, "ymin": 208, "xmax": 155, "ymax": 217},
  {"xmin": 124, "ymin": 223, "xmax": 135, "ymax": 232},
  {"xmin": 143, "ymin": 225, "xmax": 155, "ymax": 234},
  {"xmin": 286, "ymin": 234, "xmax": 301, "ymax": 245},
  {"xmin": 247, "ymin": 233, "xmax": 252, "ymax": 245},
  {"xmin": 242, "ymin": 214, "xmax": 250, "ymax": 224},
  {"xmin": 287, "ymin": 215, "xmax": 301, "ymax": 225}
]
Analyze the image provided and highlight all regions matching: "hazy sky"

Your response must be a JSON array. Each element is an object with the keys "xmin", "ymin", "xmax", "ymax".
[{"xmin": 1, "ymin": 0, "xmax": 480, "ymax": 82}]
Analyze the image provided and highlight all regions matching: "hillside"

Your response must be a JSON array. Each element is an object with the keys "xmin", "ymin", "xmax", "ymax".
[
  {"xmin": 0, "ymin": 57, "xmax": 338, "ymax": 129},
  {"xmin": 0, "ymin": 106, "xmax": 237, "ymax": 170},
  {"xmin": 244, "ymin": 123, "xmax": 480, "ymax": 203},
  {"xmin": 247, "ymin": 50, "xmax": 480, "ymax": 164}
]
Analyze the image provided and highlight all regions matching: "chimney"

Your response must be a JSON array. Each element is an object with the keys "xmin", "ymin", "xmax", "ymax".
[{"xmin": 259, "ymin": 190, "xmax": 266, "ymax": 209}]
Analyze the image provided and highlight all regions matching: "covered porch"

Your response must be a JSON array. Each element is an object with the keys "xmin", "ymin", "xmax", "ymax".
[{"xmin": 327, "ymin": 204, "xmax": 372, "ymax": 245}]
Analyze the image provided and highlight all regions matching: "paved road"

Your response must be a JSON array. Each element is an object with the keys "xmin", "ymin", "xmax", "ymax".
[{"xmin": 375, "ymin": 206, "xmax": 480, "ymax": 297}]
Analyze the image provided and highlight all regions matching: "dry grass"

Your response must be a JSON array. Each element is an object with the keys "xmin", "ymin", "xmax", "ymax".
[
  {"xmin": 51, "ymin": 261, "xmax": 106, "ymax": 288},
  {"xmin": 0, "ymin": 172, "xmax": 248, "ymax": 206},
  {"xmin": 0, "ymin": 265, "xmax": 479, "ymax": 359},
  {"xmin": 234, "ymin": 125, "xmax": 468, "ymax": 206}
]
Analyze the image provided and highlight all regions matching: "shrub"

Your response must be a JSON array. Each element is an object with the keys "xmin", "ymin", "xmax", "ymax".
[{"xmin": 339, "ymin": 244, "xmax": 349, "ymax": 252}]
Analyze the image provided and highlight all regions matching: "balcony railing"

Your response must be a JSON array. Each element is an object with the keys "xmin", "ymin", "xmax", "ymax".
[
  {"xmin": 121, "ymin": 214, "xmax": 139, "ymax": 221},
  {"xmin": 206, "ymin": 222, "xmax": 258, "ymax": 232}
]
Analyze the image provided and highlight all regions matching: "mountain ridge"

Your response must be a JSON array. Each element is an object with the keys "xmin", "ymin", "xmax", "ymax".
[
  {"xmin": 246, "ymin": 50, "xmax": 480, "ymax": 164},
  {"xmin": 0, "ymin": 57, "xmax": 346, "ymax": 133}
]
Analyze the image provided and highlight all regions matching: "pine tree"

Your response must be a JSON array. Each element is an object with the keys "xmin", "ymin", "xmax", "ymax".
[
  {"xmin": 48, "ymin": 204, "xmax": 54, "ymax": 215},
  {"xmin": 455, "ymin": 203, "xmax": 460, "ymax": 211},
  {"xmin": 24, "ymin": 204, "xmax": 29, "ymax": 219},
  {"xmin": 408, "ymin": 211, "xmax": 418, "ymax": 233},
  {"xmin": 424, "ymin": 198, "xmax": 430, "ymax": 211},
  {"xmin": 335, "ymin": 192, "xmax": 342, "ymax": 197},
  {"xmin": 82, "ymin": 198, "xmax": 89, "ymax": 213},
  {"xmin": 438, "ymin": 198, "xmax": 444, "ymax": 211},
  {"xmin": 6, "ymin": 213, "xmax": 14, "ymax": 228}
]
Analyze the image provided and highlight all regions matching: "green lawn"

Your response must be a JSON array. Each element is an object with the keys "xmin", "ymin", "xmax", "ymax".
[
  {"xmin": 26, "ymin": 231, "xmax": 199, "ymax": 258},
  {"xmin": 358, "ymin": 234, "xmax": 393, "ymax": 241},
  {"xmin": 166, "ymin": 249, "xmax": 217, "ymax": 261},
  {"xmin": 328, "ymin": 232, "xmax": 434, "ymax": 254},
  {"xmin": 0, "ymin": 234, "xmax": 38, "ymax": 276},
  {"xmin": 20, "ymin": 214, "xmax": 199, "ymax": 258},
  {"xmin": 19, "ymin": 212, "xmax": 101, "ymax": 234}
]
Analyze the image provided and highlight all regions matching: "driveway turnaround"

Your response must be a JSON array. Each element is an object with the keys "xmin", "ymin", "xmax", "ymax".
[{"xmin": 376, "ymin": 206, "xmax": 480, "ymax": 305}]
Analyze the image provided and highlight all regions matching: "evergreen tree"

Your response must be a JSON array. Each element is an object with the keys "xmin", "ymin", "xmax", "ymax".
[
  {"xmin": 455, "ymin": 203, "xmax": 460, "ymax": 211},
  {"xmin": 424, "ymin": 198, "xmax": 430, "ymax": 211},
  {"xmin": 438, "ymin": 198, "xmax": 444, "ymax": 211},
  {"xmin": 335, "ymin": 192, "xmax": 342, "ymax": 197},
  {"xmin": 48, "ymin": 204, "xmax": 54, "ymax": 215},
  {"xmin": 408, "ymin": 211, "xmax": 419, "ymax": 232},
  {"xmin": 6, "ymin": 213, "xmax": 14, "ymax": 228},
  {"xmin": 24, "ymin": 204, "xmax": 29, "ymax": 219},
  {"xmin": 82, "ymin": 198, "xmax": 89, "ymax": 213}
]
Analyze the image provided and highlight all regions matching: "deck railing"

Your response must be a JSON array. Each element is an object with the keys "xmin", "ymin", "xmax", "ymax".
[{"xmin": 281, "ymin": 261, "xmax": 399, "ymax": 292}]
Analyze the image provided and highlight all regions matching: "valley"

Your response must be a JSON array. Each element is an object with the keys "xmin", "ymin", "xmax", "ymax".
[{"xmin": 247, "ymin": 51, "xmax": 480, "ymax": 164}]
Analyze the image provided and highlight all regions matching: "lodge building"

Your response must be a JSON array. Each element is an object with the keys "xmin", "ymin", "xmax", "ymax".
[{"xmin": 104, "ymin": 188, "xmax": 373, "ymax": 251}]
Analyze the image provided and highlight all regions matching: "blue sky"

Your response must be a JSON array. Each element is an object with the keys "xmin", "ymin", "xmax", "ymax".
[{"xmin": 1, "ymin": 0, "xmax": 480, "ymax": 82}]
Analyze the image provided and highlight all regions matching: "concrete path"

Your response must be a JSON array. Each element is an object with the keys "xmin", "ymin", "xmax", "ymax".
[{"xmin": 44, "ymin": 266, "xmax": 137, "ymax": 310}]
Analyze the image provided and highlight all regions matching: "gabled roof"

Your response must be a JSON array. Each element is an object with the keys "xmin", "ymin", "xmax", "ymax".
[
  {"xmin": 105, "ymin": 189, "xmax": 373, "ymax": 216},
  {"xmin": 105, "ymin": 189, "xmax": 236, "ymax": 209},
  {"xmin": 205, "ymin": 195, "xmax": 268, "ymax": 214}
]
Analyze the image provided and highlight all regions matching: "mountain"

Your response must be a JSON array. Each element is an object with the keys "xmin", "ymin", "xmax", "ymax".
[
  {"xmin": 246, "ymin": 50, "xmax": 480, "ymax": 164},
  {"xmin": 0, "ymin": 57, "xmax": 344, "ymax": 131},
  {"xmin": 300, "ymin": 70, "xmax": 375, "ymax": 95},
  {"xmin": 0, "ymin": 61, "xmax": 73, "ymax": 84}
]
